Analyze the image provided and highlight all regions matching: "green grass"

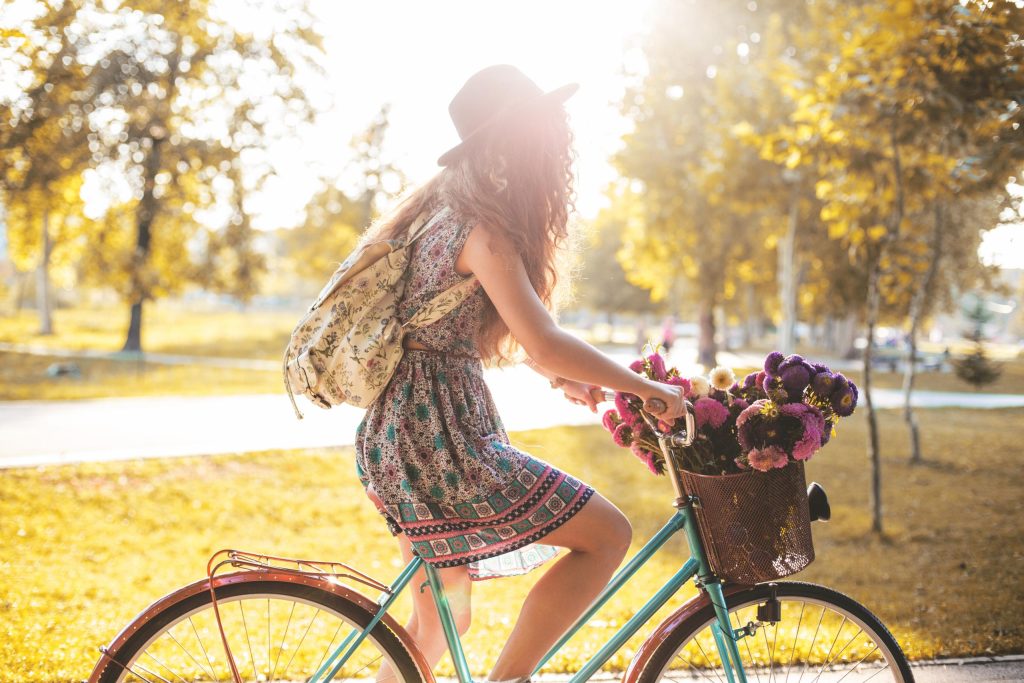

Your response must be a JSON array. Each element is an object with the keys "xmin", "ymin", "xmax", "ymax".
[
  {"xmin": 0, "ymin": 351, "xmax": 283, "ymax": 400},
  {"xmin": 2, "ymin": 409, "xmax": 1022, "ymax": 682},
  {"xmin": 0, "ymin": 305, "xmax": 297, "ymax": 361}
]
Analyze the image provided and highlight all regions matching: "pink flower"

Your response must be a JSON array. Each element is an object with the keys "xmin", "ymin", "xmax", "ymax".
[
  {"xmin": 779, "ymin": 402, "xmax": 826, "ymax": 461},
  {"xmin": 613, "ymin": 423, "xmax": 634, "ymax": 447},
  {"xmin": 666, "ymin": 375, "xmax": 692, "ymax": 398},
  {"xmin": 602, "ymin": 409, "xmax": 622, "ymax": 433},
  {"xmin": 748, "ymin": 445, "xmax": 788, "ymax": 472},
  {"xmin": 694, "ymin": 397, "xmax": 730, "ymax": 430},
  {"xmin": 614, "ymin": 392, "xmax": 638, "ymax": 426},
  {"xmin": 631, "ymin": 444, "xmax": 663, "ymax": 475},
  {"xmin": 629, "ymin": 359, "xmax": 645, "ymax": 373},
  {"xmin": 647, "ymin": 353, "xmax": 668, "ymax": 381}
]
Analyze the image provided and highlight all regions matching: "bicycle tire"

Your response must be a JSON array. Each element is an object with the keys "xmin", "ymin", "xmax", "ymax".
[
  {"xmin": 634, "ymin": 581, "xmax": 914, "ymax": 683},
  {"xmin": 94, "ymin": 578, "xmax": 424, "ymax": 683}
]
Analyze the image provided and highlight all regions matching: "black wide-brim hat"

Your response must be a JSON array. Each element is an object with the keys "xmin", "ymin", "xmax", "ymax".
[{"xmin": 437, "ymin": 64, "xmax": 579, "ymax": 167}]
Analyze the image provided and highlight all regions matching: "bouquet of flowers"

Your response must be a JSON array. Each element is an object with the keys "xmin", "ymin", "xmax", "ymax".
[{"xmin": 602, "ymin": 349, "xmax": 859, "ymax": 476}]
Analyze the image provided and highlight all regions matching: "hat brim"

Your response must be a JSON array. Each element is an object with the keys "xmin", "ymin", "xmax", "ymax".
[{"xmin": 437, "ymin": 82, "xmax": 580, "ymax": 167}]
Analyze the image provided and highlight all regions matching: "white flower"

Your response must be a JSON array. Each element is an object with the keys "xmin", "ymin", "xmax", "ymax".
[
  {"xmin": 689, "ymin": 375, "xmax": 711, "ymax": 398},
  {"xmin": 709, "ymin": 366, "xmax": 736, "ymax": 391}
]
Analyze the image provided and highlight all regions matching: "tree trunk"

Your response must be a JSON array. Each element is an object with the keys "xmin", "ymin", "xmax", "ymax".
[
  {"xmin": 837, "ymin": 312, "xmax": 858, "ymax": 359},
  {"xmin": 121, "ymin": 133, "xmax": 164, "ymax": 352},
  {"xmin": 863, "ymin": 250, "xmax": 883, "ymax": 535},
  {"xmin": 36, "ymin": 206, "xmax": 54, "ymax": 335},
  {"xmin": 778, "ymin": 189, "xmax": 799, "ymax": 354},
  {"xmin": 121, "ymin": 46, "xmax": 179, "ymax": 352},
  {"xmin": 697, "ymin": 297, "xmax": 717, "ymax": 368},
  {"xmin": 904, "ymin": 203, "xmax": 944, "ymax": 465}
]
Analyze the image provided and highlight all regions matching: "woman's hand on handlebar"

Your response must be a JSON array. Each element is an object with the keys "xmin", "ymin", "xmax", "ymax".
[
  {"xmin": 636, "ymin": 378, "xmax": 688, "ymax": 422},
  {"xmin": 558, "ymin": 379, "xmax": 603, "ymax": 412}
]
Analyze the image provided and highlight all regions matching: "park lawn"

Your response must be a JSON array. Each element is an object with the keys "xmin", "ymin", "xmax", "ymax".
[
  {"xmin": 0, "ymin": 351, "xmax": 283, "ymax": 400},
  {"xmin": 1, "ymin": 409, "xmax": 1022, "ymax": 682},
  {"xmin": 0, "ymin": 305, "xmax": 297, "ymax": 360}
]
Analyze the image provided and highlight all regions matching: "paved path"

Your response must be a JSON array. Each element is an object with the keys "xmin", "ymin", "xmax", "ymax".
[{"xmin": 3, "ymin": 349, "xmax": 1023, "ymax": 468}]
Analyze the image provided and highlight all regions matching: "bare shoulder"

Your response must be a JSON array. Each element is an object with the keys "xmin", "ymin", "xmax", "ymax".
[{"xmin": 456, "ymin": 221, "xmax": 518, "ymax": 276}]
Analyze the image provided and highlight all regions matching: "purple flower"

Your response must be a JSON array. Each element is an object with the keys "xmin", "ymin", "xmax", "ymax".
[
  {"xmin": 848, "ymin": 377, "xmax": 860, "ymax": 405},
  {"xmin": 733, "ymin": 398, "xmax": 750, "ymax": 412},
  {"xmin": 830, "ymin": 378, "xmax": 856, "ymax": 417},
  {"xmin": 821, "ymin": 419, "xmax": 834, "ymax": 446},
  {"xmin": 764, "ymin": 351, "xmax": 785, "ymax": 377},
  {"xmin": 602, "ymin": 409, "xmax": 621, "ymax": 433},
  {"xmin": 748, "ymin": 445, "xmax": 789, "ymax": 471},
  {"xmin": 811, "ymin": 362, "xmax": 830, "ymax": 376},
  {"xmin": 742, "ymin": 371, "xmax": 759, "ymax": 389},
  {"xmin": 811, "ymin": 371, "xmax": 836, "ymax": 398},
  {"xmin": 647, "ymin": 353, "xmax": 668, "ymax": 381},
  {"xmin": 779, "ymin": 364, "xmax": 811, "ymax": 400},
  {"xmin": 694, "ymin": 397, "xmax": 730, "ymax": 429}
]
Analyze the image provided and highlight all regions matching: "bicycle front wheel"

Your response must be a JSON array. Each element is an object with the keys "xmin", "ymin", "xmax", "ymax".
[
  {"xmin": 634, "ymin": 581, "xmax": 914, "ymax": 683},
  {"xmin": 94, "ymin": 578, "xmax": 423, "ymax": 683}
]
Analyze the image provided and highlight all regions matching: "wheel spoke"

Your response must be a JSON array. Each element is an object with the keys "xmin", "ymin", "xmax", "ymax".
[
  {"xmin": 141, "ymin": 649, "xmax": 190, "ymax": 683},
  {"xmin": 797, "ymin": 605, "xmax": 826, "ymax": 682},
  {"xmin": 834, "ymin": 645, "xmax": 882, "ymax": 683},
  {"xmin": 280, "ymin": 607, "xmax": 321, "ymax": 681},
  {"xmin": 188, "ymin": 616, "xmax": 220, "ymax": 682},
  {"xmin": 813, "ymin": 625, "xmax": 863, "ymax": 681},
  {"xmin": 166, "ymin": 629, "xmax": 217, "ymax": 681},
  {"xmin": 812, "ymin": 616, "xmax": 848, "ymax": 681},
  {"xmin": 691, "ymin": 634, "xmax": 727, "ymax": 683},
  {"xmin": 239, "ymin": 600, "xmax": 258, "ymax": 681},
  {"xmin": 784, "ymin": 601, "xmax": 807, "ymax": 682},
  {"xmin": 269, "ymin": 599, "xmax": 296, "ymax": 682}
]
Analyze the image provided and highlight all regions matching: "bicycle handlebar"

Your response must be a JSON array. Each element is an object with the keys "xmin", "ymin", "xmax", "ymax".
[{"xmin": 597, "ymin": 389, "xmax": 696, "ymax": 448}]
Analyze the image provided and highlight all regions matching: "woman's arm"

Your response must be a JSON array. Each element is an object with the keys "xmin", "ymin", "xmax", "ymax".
[{"xmin": 457, "ymin": 224, "xmax": 686, "ymax": 419}]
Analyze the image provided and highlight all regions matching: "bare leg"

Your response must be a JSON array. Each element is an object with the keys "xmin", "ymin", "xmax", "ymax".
[
  {"xmin": 376, "ymin": 532, "xmax": 471, "ymax": 682},
  {"xmin": 487, "ymin": 492, "xmax": 632, "ymax": 681}
]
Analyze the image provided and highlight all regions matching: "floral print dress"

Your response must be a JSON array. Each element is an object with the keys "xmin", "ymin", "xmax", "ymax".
[{"xmin": 354, "ymin": 203, "xmax": 595, "ymax": 580}]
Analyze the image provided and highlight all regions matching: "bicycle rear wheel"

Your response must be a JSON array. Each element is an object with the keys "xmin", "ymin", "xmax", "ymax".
[
  {"xmin": 94, "ymin": 578, "xmax": 423, "ymax": 683},
  {"xmin": 634, "ymin": 581, "xmax": 914, "ymax": 683}
]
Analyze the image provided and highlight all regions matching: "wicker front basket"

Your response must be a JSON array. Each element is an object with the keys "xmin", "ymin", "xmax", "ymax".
[{"xmin": 680, "ymin": 460, "xmax": 814, "ymax": 585}]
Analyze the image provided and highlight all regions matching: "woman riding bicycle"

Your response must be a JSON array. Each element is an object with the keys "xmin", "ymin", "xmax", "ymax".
[{"xmin": 352, "ymin": 64, "xmax": 687, "ymax": 683}]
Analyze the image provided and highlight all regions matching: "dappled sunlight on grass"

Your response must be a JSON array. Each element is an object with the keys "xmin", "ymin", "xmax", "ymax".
[
  {"xmin": 0, "ymin": 305, "xmax": 297, "ymax": 360},
  {"xmin": 0, "ymin": 351, "xmax": 282, "ymax": 400},
  {"xmin": 1, "ymin": 409, "xmax": 1021, "ymax": 681}
]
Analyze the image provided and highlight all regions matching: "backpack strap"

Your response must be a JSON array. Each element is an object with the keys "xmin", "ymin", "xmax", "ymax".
[
  {"xmin": 404, "ymin": 204, "xmax": 454, "ymax": 246},
  {"xmin": 402, "ymin": 274, "xmax": 480, "ymax": 331}
]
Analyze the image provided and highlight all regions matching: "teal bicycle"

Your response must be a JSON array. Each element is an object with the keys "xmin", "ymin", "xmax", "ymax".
[{"xmin": 89, "ymin": 402, "xmax": 914, "ymax": 683}]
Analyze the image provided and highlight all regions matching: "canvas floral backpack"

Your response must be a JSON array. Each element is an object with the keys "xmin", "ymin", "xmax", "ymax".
[{"xmin": 282, "ymin": 204, "xmax": 478, "ymax": 419}]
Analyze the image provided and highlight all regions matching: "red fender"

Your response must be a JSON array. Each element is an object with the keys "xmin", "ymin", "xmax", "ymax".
[
  {"xmin": 622, "ymin": 584, "xmax": 751, "ymax": 683},
  {"xmin": 87, "ymin": 570, "xmax": 434, "ymax": 683}
]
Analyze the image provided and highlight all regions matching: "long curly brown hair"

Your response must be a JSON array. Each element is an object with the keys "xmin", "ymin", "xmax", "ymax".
[{"xmin": 361, "ymin": 97, "xmax": 579, "ymax": 365}]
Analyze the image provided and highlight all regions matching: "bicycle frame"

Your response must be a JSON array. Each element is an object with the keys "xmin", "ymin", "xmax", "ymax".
[
  {"xmin": 306, "ymin": 502, "xmax": 750, "ymax": 683},
  {"xmin": 307, "ymin": 405, "xmax": 753, "ymax": 683}
]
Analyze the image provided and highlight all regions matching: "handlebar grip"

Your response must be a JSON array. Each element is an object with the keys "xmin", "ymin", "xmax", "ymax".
[{"xmin": 643, "ymin": 397, "xmax": 668, "ymax": 415}]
